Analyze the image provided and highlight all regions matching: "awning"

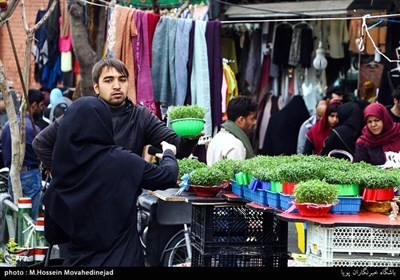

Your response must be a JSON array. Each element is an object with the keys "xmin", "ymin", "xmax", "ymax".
[{"xmin": 223, "ymin": 0, "xmax": 386, "ymax": 19}]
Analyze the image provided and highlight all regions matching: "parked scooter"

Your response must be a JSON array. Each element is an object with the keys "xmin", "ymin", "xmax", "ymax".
[{"xmin": 137, "ymin": 190, "xmax": 192, "ymax": 267}]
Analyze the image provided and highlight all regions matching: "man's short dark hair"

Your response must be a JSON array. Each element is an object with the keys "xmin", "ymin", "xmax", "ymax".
[
  {"xmin": 325, "ymin": 86, "xmax": 344, "ymax": 100},
  {"xmin": 28, "ymin": 89, "xmax": 44, "ymax": 105},
  {"xmin": 227, "ymin": 95, "xmax": 257, "ymax": 122},
  {"xmin": 53, "ymin": 104, "xmax": 68, "ymax": 119},
  {"xmin": 92, "ymin": 57, "xmax": 129, "ymax": 84}
]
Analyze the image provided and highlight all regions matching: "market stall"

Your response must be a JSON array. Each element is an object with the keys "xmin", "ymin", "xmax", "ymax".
[{"xmin": 150, "ymin": 188, "xmax": 288, "ymax": 267}]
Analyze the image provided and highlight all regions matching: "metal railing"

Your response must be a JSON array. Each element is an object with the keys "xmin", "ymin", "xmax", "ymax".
[{"xmin": 2, "ymin": 197, "xmax": 35, "ymax": 247}]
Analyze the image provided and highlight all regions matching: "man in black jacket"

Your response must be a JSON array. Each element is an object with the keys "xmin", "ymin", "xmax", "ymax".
[
  {"xmin": 386, "ymin": 86, "xmax": 400, "ymax": 123},
  {"xmin": 33, "ymin": 57, "xmax": 199, "ymax": 171}
]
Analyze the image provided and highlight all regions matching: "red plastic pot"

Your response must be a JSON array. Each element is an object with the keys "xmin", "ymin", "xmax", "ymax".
[
  {"xmin": 362, "ymin": 188, "xmax": 394, "ymax": 201},
  {"xmin": 294, "ymin": 202, "xmax": 332, "ymax": 217},
  {"xmin": 191, "ymin": 181, "xmax": 230, "ymax": 197},
  {"xmin": 282, "ymin": 182, "xmax": 296, "ymax": 195}
]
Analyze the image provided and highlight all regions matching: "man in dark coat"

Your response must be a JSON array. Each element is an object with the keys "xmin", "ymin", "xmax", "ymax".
[{"xmin": 33, "ymin": 57, "xmax": 198, "ymax": 171}]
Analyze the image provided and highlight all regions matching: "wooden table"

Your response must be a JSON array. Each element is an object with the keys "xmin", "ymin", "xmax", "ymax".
[{"xmin": 149, "ymin": 188, "xmax": 234, "ymax": 205}]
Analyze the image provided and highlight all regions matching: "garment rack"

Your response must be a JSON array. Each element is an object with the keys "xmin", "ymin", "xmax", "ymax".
[{"xmin": 220, "ymin": 12, "xmax": 400, "ymax": 24}]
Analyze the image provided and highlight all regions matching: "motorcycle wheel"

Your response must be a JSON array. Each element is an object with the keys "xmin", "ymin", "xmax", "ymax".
[{"xmin": 161, "ymin": 230, "xmax": 190, "ymax": 267}]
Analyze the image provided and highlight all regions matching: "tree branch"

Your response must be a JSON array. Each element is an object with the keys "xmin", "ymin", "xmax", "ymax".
[{"xmin": 0, "ymin": 0, "xmax": 20, "ymax": 27}]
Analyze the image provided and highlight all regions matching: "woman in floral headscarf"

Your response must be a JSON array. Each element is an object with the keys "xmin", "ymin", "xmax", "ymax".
[{"xmin": 354, "ymin": 103, "xmax": 400, "ymax": 165}]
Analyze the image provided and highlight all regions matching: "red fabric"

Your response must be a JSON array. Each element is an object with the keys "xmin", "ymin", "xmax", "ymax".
[
  {"xmin": 154, "ymin": 101, "xmax": 162, "ymax": 120},
  {"xmin": 288, "ymin": 67, "xmax": 295, "ymax": 96},
  {"xmin": 306, "ymin": 100, "xmax": 341, "ymax": 155},
  {"xmin": 147, "ymin": 13, "xmax": 160, "ymax": 67},
  {"xmin": 74, "ymin": 57, "xmax": 80, "ymax": 75},
  {"xmin": 356, "ymin": 103, "xmax": 400, "ymax": 152},
  {"xmin": 257, "ymin": 53, "xmax": 270, "ymax": 104}
]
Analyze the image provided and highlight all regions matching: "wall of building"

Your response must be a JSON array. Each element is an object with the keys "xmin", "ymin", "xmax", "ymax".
[{"xmin": 0, "ymin": 0, "xmax": 66, "ymax": 96}]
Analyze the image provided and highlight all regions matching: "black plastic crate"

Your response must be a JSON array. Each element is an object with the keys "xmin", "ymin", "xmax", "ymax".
[
  {"xmin": 191, "ymin": 243, "xmax": 288, "ymax": 267},
  {"xmin": 191, "ymin": 204, "xmax": 286, "ymax": 248}
]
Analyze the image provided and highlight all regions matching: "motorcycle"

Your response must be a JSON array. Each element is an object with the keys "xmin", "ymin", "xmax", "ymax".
[{"xmin": 137, "ymin": 190, "xmax": 192, "ymax": 267}]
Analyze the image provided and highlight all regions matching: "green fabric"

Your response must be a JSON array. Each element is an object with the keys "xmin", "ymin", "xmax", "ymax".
[{"xmin": 221, "ymin": 120, "xmax": 255, "ymax": 159}]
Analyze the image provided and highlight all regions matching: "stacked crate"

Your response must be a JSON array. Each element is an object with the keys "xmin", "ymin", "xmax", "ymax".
[
  {"xmin": 306, "ymin": 223, "xmax": 400, "ymax": 267},
  {"xmin": 330, "ymin": 184, "xmax": 361, "ymax": 214},
  {"xmin": 190, "ymin": 203, "xmax": 288, "ymax": 267}
]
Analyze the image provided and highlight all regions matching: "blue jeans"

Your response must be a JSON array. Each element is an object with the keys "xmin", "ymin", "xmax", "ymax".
[{"xmin": 8, "ymin": 168, "xmax": 42, "ymax": 221}]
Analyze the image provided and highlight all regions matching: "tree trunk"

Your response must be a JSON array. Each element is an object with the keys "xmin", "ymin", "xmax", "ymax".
[
  {"xmin": 0, "ymin": 0, "xmax": 58, "ymax": 205},
  {"xmin": 68, "ymin": 0, "xmax": 97, "ymax": 97},
  {"xmin": 0, "ymin": 60, "xmax": 23, "ymax": 201}
]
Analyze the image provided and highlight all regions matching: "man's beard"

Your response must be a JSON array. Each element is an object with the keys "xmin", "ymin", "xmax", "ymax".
[{"xmin": 99, "ymin": 96, "xmax": 125, "ymax": 108}]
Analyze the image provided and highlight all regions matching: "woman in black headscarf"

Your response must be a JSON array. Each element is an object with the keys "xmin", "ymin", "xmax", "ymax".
[
  {"xmin": 42, "ymin": 96, "xmax": 178, "ymax": 267},
  {"xmin": 321, "ymin": 102, "xmax": 364, "ymax": 157}
]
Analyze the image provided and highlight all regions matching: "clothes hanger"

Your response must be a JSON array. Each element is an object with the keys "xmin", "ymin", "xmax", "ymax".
[
  {"xmin": 275, "ymin": 20, "xmax": 293, "ymax": 29},
  {"xmin": 293, "ymin": 20, "xmax": 312, "ymax": 30},
  {"xmin": 222, "ymin": 58, "xmax": 235, "ymax": 65},
  {"xmin": 264, "ymin": 42, "xmax": 272, "ymax": 55},
  {"xmin": 390, "ymin": 44, "xmax": 400, "ymax": 73},
  {"xmin": 366, "ymin": 59, "xmax": 378, "ymax": 68}
]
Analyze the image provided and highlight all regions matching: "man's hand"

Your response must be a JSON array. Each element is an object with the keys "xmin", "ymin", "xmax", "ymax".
[
  {"xmin": 188, "ymin": 130, "xmax": 205, "ymax": 141},
  {"xmin": 155, "ymin": 141, "xmax": 177, "ymax": 158}
]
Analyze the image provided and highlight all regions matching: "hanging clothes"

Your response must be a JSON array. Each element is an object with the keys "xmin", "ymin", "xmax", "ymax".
[
  {"xmin": 106, "ymin": 6, "xmax": 117, "ymax": 57},
  {"xmin": 254, "ymin": 92, "xmax": 283, "ymax": 153},
  {"xmin": 39, "ymin": 0, "xmax": 62, "ymax": 90},
  {"xmin": 175, "ymin": 19, "xmax": 193, "ymax": 106},
  {"xmin": 260, "ymin": 95, "xmax": 310, "ymax": 156},
  {"xmin": 147, "ymin": 13, "xmax": 162, "ymax": 119},
  {"xmin": 34, "ymin": 9, "xmax": 48, "ymax": 85},
  {"xmin": 348, "ymin": 18, "xmax": 362, "ymax": 54},
  {"xmin": 185, "ymin": 20, "xmax": 195, "ymax": 105},
  {"xmin": 245, "ymin": 28, "xmax": 262, "ymax": 95},
  {"xmin": 112, "ymin": 6, "xmax": 138, "ymax": 103},
  {"xmin": 191, "ymin": 20, "xmax": 212, "ymax": 136},
  {"xmin": 133, "ymin": 10, "xmax": 156, "ymax": 114},
  {"xmin": 238, "ymin": 29, "xmax": 251, "ymax": 95},
  {"xmin": 327, "ymin": 19, "xmax": 348, "ymax": 59},
  {"xmin": 151, "ymin": 16, "xmax": 178, "ymax": 107},
  {"xmin": 288, "ymin": 26, "xmax": 302, "ymax": 67},
  {"xmin": 256, "ymin": 52, "xmax": 271, "ymax": 104},
  {"xmin": 205, "ymin": 20, "xmax": 223, "ymax": 129},
  {"xmin": 272, "ymin": 23, "xmax": 293, "ymax": 67},
  {"xmin": 378, "ymin": 17, "xmax": 400, "ymax": 106},
  {"xmin": 221, "ymin": 35, "xmax": 239, "ymax": 74},
  {"xmin": 147, "ymin": 13, "xmax": 161, "ymax": 67},
  {"xmin": 299, "ymin": 26, "xmax": 314, "ymax": 68},
  {"xmin": 365, "ymin": 12, "xmax": 387, "ymax": 55},
  {"xmin": 222, "ymin": 63, "xmax": 238, "ymax": 114}
]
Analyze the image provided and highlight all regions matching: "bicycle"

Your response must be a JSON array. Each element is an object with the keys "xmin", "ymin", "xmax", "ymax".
[{"xmin": 137, "ymin": 191, "xmax": 192, "ymax": 267}]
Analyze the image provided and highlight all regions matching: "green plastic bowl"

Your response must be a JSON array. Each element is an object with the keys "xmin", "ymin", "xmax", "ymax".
[{"xmin": 171, "ymin": 118, "xmax": 205, "ymax": 138}]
